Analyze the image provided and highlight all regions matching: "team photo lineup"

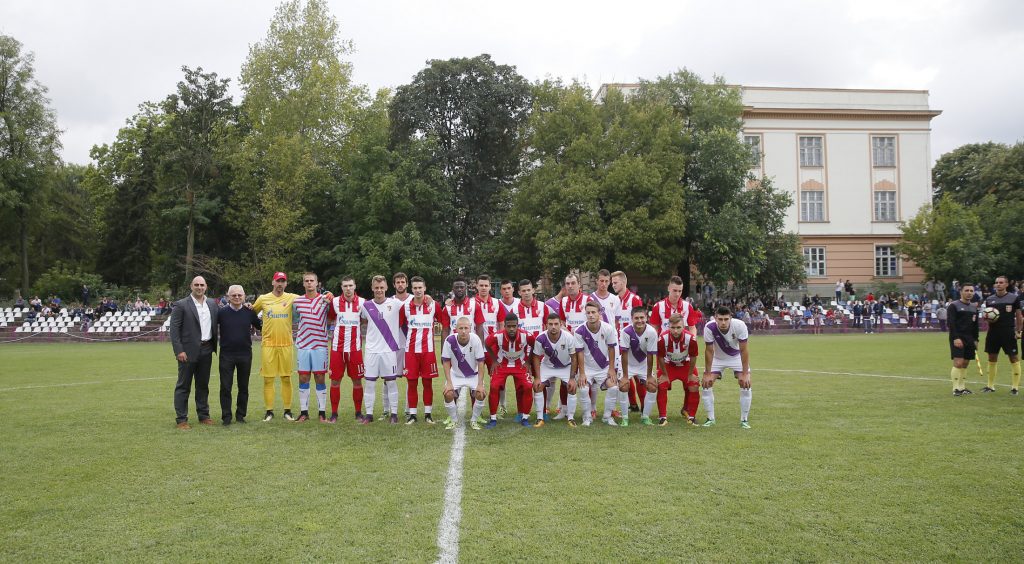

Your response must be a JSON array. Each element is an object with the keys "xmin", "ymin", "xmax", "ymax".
[{"xmin": 171, "ymin": 270, "xmax": 753, "ymax": 431}]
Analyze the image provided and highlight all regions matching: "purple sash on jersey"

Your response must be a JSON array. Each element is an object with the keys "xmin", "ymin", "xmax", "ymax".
[
  {"xmin": 537, "ymin": 333, "xmax": 568, "ymax": 368},
  {"xmin": 709, "ymin": 322, "xmax": 740, "ymax": 357},
  {"xmin": 363, "ymin": 299, "xmax": 399, "ymax": 352},
  {"xmin": 624, "ymin": 326, "xmax": 647, "ymax": 363},
  {"xmin": 445, "ymin": 334, "xmax": 477, "ymax": 376},
  {"xmin": 545, "ymin": 298, "xmax": 561, "ymax": 316},
  {"xmin": 590, "ymin": 293, "xmax": 609, "ymax": 323},
  {"xmin": 578, "ymin": 325, "xmax": 609, "ymax": 369}
]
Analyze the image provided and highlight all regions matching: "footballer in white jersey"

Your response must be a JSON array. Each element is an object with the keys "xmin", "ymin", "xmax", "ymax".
[
  {"xmin": 386, "ymin": 272, "xmax": 413, "ymax": 419},
  {"xmin": 531, "ymin": 313, "xmax": 580, "ymax": 427},
  {"xmin": 700, "ymin": 306, "xmax": 753, "ymax": 429},
  {"xmin": 574, "ymin": 302, "xmax": 619, "ymax": 426},
  {"xmin": 589, "ymin": 269, "xmax": 621, "ymax": 327},
  {"xmin": 439, "ymin": 318, "xmax": 488, "ymax": 429},
  {"xmin": 498, "ymin": 279, "xmax": 520, "ymax": 314},
  {"xmin": 358, "ymin": 276, "xmax": 403, "ymax": 424}
]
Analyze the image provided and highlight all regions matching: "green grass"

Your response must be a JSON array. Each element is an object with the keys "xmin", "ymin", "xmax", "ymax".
[{"xmin": 1, "ymin": 333, "xmax": 1022, "ymax": 561}]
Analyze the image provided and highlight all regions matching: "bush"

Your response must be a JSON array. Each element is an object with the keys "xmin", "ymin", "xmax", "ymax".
[{"xmin": 30, "ymin": 262, "xmax": 104, "ymax": 303}]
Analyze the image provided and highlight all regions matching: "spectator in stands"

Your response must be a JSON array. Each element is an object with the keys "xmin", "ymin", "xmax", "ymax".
[
  {"xmin": 81, "ymin": 284, "xmax": 90, "ymax": 306},
  {"xmin": 925, "ymin": 279, "xmax": 935, "ymax": 300},
  {"xmin": 844, "ymin": 280, "xmax": 854, "ymax": 301},
  {"xmin": 906, "ymin": 299, "xmax": 917, "ymax": 329},
  {"xmin": 789, "ymin": 303, "xmax": 801, "ymax": 329},
  {"xmin": 134, "ymin": 297, "xmax": 144, "ymax": 311},
  {"xmin": 30, "ymin": 296, "xmax": 42, "ymax": 312},
  {"xmin": 852, "ymin": 301, "xmax": 864, "ymax": 328},
  {"xmin": 835, "ymin": 280, "xmax": 843, "ymax": 302},
  {"xmin": 811, "ymin": 305, "xmax": 823, "ymax": 334},
  {"xmin": 143, "ymin": 300, "xmax": 152, "ymax": 313},
  {"xmin": 825, "ymin": 307, "xmax": 837, "ymax": 327},
  {"xmin": 873, "ymin": 301, "xmax": 885, "ymax": 332},
  {"xmin": 14, "ymin": 296, "xmax": 26, "ymax": 309},
  {"xmin": 158, "ymin": 298, "xmax": 169, "ymax": 315},
  {"xmin": 936, "ymin": 280, "xmax": 947, "ymax": 302},
  {"xmin": 937, "ymin": 299, "xmax": 948, "ymax": 331}
]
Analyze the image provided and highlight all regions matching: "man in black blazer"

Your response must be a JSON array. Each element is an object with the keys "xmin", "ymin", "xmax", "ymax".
[{"xmin": 170, "ymin": 276, "xmax": 219, "ymax": 429}]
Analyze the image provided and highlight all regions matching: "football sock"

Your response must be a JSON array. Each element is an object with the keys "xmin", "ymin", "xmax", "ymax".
[
  {"xmin": 1012, "ymin": 361, "xmax": 1021, "ymax": 389},
  {"xmin": 636, "ymin": 379, "xmax": 647, "ymax": 404},
  {"xmin": 955, "ymin": 367, "xmax": 967, "ymax": 390},
  {"xmin": 280, "ymin": 375, "xmax": 292, "ymax": 409},
  {"xmin": 330, "ymin": 385, "xmax": 341, "ymax": 414},
  {"xmin": 987, "ymin": 361, "xmax": 998, "ymax": 388},
  {"xmin": 363, "ymin": 380, "xmax": 377, "ymax": 416},
  {"xmin": 353, "ymin": 386, "xmax": 364, "ymax": 414},
  {"xmin": 422, "ymin": 380, "xmax": 433, "ymax": 412},
  {"xmin": 603, "ymin": 387, "xmax": 617, "ymax": 419},
  {"xmin": 589, "ymin": 385, "xmax": 598, "ymax": 415},
  {"xmin": 386, "ymin": 380, "xmax": 399, "ymax": 415},
  {"xmin": 263, "ymin": 377, "xmax": 275, "ymax": 410},
  {"xmin": 559, "ymin": 382, "xmax": 568, "ymax": 413},
  {"xmin": 628, "ymin": 378, "xmax": 640, "ymax": 407},
  {"xmin": 499, "ymin": 387, "xmax": 507, "ymax": 410},
  {"xmin": 566, "ymin": 392, "xmax": 577, "ymax": 420},
  {"xmin": 656, "ymin": 386, "xmax": 668, "ymax": 418},
  {"xmin": 315, "ymin": 383, "xmax": 326, "ymax": 412},
  {"xmin": 684, "ymin": 389, "xmax": 700, "ymax": 418},
  {"xmin": 739, "ymin": 388, "xmax": 752, "ymax": 420},
  {"xmin": 407, "ymin": 380, "xmax": 419, "ymax": 412},
  {"xmin": 299, "ymin": 381, "xmax": 310, "ymax": 411},
  {"xmin": 619, "ymin": 387, "xmax": 630, "ymax": 417},
  {"xmin": 409, "ymin": 407, "xmax": 418, "ymax": 415},
  {"xmin": 642, "ymin": 389, "xmax": 657, "ymax": 417},
  {"xmin": 489, "ymin": 384, "xmax": 501, "ymax": 415},
  {"xmin": 950, "ymin": 366, "xmax": 961, "ymax": 390},
  {"xmin": 580, "ymin": 386, "xmax": 592, "ymax": 420},
  {"xmin": 701, "ymin": 388, "xmax": 716, "ymax": 420},
  {"xmin": 471, "ymin": 397, "xmax": 484, "ymax": 421},
  {"xmin": 534, "ymin": 391, "xmax": 546, "ymax": 420},
  {"xmin": 382, "ymin": 381, "xmax": 391, "ymax": 413},
  {"xmin": 445, "ymin": 400, "xmax": 458, "ymax": 422}
]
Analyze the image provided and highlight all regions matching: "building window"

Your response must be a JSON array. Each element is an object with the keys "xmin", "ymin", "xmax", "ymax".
[
  {"xmin": 744, "ymin": 135, "xmax": 761, "ymax": 168},
  {"xmin": 874, "ymin": 191, "xmax": 897, "ymax": 222},
  {"xmin": 875, "ymin": 245, "xmax": 899, "ymax": 277},
  {"xmin": 799, "ymin": 136, "xmax": 823, "ymax": 167},
  {"xmin": 803, "ymin": 247, "xmax": 826, "ymax": 277},
  {"xmin": 872, "ymin": 136, "xmax": 896, "ymax": 167},
  {"xmin": 800, "ymin": 190, "xmax": 825, "ymax": 221}
]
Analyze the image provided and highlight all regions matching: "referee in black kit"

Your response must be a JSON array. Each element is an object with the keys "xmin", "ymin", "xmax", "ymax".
[{"xmin": 948, "ymin": 283, "xmax": 979, "ymax": 397}]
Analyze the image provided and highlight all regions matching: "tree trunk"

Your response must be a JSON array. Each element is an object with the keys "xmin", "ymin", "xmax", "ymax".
[
  {"xmin": 185, "ymin": 187, "xmax": 195, "ymax": 284},
  {"xmin": 19, "ymin": 210, "xmax": 29, "ymax": 296}
]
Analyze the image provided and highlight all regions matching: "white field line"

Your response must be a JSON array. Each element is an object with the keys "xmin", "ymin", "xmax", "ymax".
[
  {"xmin": 0, "ymin": 375, "xmax": 174, "ymax": 393},
  {"xmin": 435, "ymin": 392, "xmax": 468, "ymax": 564},
  {"xmin": 759, "ymin": 368, "xmax": 1012, "ymax": 388}
]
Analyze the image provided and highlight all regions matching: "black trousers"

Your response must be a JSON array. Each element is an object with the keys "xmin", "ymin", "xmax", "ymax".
[
  {"xmin": 174, "ymin": 343, "xmax": 214, "ymax": 423},
  {"xmin": 219, "ymin": 352, "xmax": 252, "ymax": 422}
]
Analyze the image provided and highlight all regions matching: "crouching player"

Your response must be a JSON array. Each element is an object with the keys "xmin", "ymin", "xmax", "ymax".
[
  {"xmin": 532, "ymin": 313, "xmax": 579, "ymax": 428},
  {"xmin": 440, "ymin": 317, "xmax": 488, "ymax": 430},
  {"xmin": 575, "ymin": 301, "xmax": 619, "ymax": 426},
  {"xmin": 485, "ymin": 314, "xmax": 534, "ymax": 428},
  {"xmin": 701, "ymin": 306, "xmax": 752, "ymax": 429},
  {"xmin": 619, "ymin": 306, "xmax": 659, "ymax": 426},
  {"xmin": 656, "ymin": 314, "xmax": 700, "ymax": 426}
]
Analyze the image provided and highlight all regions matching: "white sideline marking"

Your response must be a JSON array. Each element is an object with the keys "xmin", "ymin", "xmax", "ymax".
[
  {"xmin": 0, "ymin": 376, "xmax": 173, "ymax": 393},
  {"xmin": 435, "ymin": 393, "xmax": 468, "ymax": 564},
  {"xmin": 759, "ymin": 368, "xmax": 1010, "ymax": 388}
]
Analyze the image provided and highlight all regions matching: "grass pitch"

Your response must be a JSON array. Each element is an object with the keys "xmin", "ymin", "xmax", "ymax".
[{"xmin": 1, "ymin": 333, "xmax": 1022, "ymax": 562}]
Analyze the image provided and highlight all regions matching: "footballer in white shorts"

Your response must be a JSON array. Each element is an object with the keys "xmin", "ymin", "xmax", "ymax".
[{"xmin": 363, "ymin": 351, "xmax": 399, "ymax": 380}]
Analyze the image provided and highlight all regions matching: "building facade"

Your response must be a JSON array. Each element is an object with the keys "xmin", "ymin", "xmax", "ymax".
[{"xmin": 595, "ymin": 83, "xmax": 942, "ymax": 297}]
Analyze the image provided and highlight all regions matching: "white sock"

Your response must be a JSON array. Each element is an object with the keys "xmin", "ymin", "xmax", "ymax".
[
  {"xmin": 445, "ymin": 400, "xmax": 457, "ymax": 422},
  {"xmin": 425, "ymin": 405, "xmax": 432, "ymax": 414},
  {"xmin": 382, "ymin": 381, "xmax": 391, "ymax": 412},
  {"xmin": 619, "ymin": 388, "xmax": 630, "ymax": 417},
  {"xmin": 566, "ymin": 392, "xmax": 577, "ymax": 420},
  {"xmin": 580, "ymin": 386, "xmax": 593, "ymax": 421},
  {"xmin": 642, "ymin": 390, "xmax": 657, "ymax": 417},
  {"xmin": 604, "ymin": 388, "xmax": 618, "ymax": 419},
  {"xmin": 533, "ymin": 392, "xmax": 545, "ymax": 420},
  {"xmin": 409, "ymin": 407, "xmax": 417, "ymax": 415},
  {"xmin": 299, "ymin": 384, "xmax": 310, "ymax": 411},
  {"xmin": 471, "ymin": 397, "xmax": 484, "ymax": 421},
  {"xmin": 315, "ymin": 386, "xmax": 327, "ymax": 412},
  {"xmin": 364, "ymin": 379, "xmax": 377, "ymax": 416},
  {"xmin": 739, "ymin": 388, "xmax": 752, "ymax": 421},
  {"xmin": 386, "ymin": 379, "xmax": 399, "ymax": 416},
  {"xmin": 701, "ymin": 388, "xmax": 716, "ymax": 421}
]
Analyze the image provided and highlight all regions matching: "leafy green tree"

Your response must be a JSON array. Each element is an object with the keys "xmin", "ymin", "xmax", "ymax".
[
  {"xmin": 931, "ymin": 142, "xmax": 1024, "ymax": 203},
  {"xmin": 232, "ymin": 0, "xmax": 364, "ymax": 286},
  {"xmin": 389, "ymin": 54, "xmax": 531, "ymax": 273},
  {"xmin": 158, "ymin": 66, "xmax": 235, "ymax": 284},
  {"xmin": 897, "ymin": 196, "xmax": 997, "ymax": 283},
  {"xmin": 974, "ymin": 194, "xmax": 1024, "ymax": 280},
  {"xmin": 0, "ymin": 35, "xmax": 62, "ymax": 296}
]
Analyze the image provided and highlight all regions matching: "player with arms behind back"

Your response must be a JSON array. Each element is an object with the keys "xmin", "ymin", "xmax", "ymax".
[
  {"xmin": 701, "ymin": 306, "xmax": 753, "ymax": 429},
  {"xmin": 655, "ymin": 313, "xmax": 700, "ymax": 426},
  {"xmin": 949, "ymin": 283, "xmax": 979, "ymax": 396}
]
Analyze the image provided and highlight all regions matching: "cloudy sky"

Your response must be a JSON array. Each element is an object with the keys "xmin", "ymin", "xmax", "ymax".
[{"xmin": 3, "ymin": 0, "xmax": 1022, "ymax": 165}]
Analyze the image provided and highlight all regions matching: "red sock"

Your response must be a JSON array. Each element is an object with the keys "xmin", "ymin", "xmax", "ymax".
[
  {"xmin": 684, "ymin": 389, "xmax": 699, "ymax": 418},
  {"xmin": 489, "ymin": 384, "xmax": 501, "ymax": 415},
  {"xmin": 422, "ymin": 379, "xmax": 433, "ymax": 409},
  {"xmin": 517, "ymin": 384, "xmax": 532, "ymax": 414},
  {"xmin": 636, "ymin": 379, "xmax": 647, "ymax": 404},
  {"xmin": 353, "ymin": 386, "xmax": 364, "ymax": 414},
  {"xmin": 330, "ymin": 385, "xmax": 340, "ymax": 414},
  {"xmin": 657, "ymin": 383, "xmax": 669, "ymax": 418},
  {"xmin": 407, "ymin": 379, "xmax": 419, "ymax": 410},
  {"xmin": 628, "ymin": 378, "xmax": 639, "ymax": 407}
]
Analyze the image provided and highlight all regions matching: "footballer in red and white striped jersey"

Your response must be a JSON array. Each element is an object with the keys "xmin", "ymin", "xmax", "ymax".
[
  {"xmin": 649, "ymin": 276, "xmax": 698, "ymax": 333},
  {"xmin": 439, "ymin": 279, "xmax": 482, "ymax": 336},
  {"xmin": 474, "ymin": 275, "xmax": 507, "ymax": 339},
  {"xmin": 655, "ymin": 313, "xmax": 701, "ymax": 424},
  {"xmin": 399, "ymin": 296, "xmax": 439, "ymax": 354},
  {"xmin": 294, "ymin": 273, "xmax": 333, "ymax": 421},
  {"xmin": 514, "ymin": 280, "xmax": 550, "ymax": 338},
  {"xmin": 327, "ymin": 277, "xmax": 366, "ymax": 422},
  {"xmin": 611, "ymin": 270, "xmax": 651, "ymax": 416},
  {"xmin": 498, "ymin": 279, "xmax": 520, "ymax": 314},
  {"xmin": 329, "ymin": 291, "xmax": 364, "ymax": 353},
  {"xmin": 294, "ymin": 292, "xmax": 330, "ymax": 350},
  {"xmin": 399, "ymin": 277, "xmax": 440, "ymax": 422},
  {"xmin": 485, "ymin": 315, "xmax": 536, "ymax": 423},
  {"xmin": 612, "ymin": 273, "xmax": 645, "ymax": 333},
  {"xmin": 559, "ymin": 274, "xmax": 590, "ymax": 333}
]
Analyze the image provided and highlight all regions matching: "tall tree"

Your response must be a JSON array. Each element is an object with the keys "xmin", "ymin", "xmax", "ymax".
[
  {"xmin": 0, "ymin": 35, "xmax": 62, "ymax": 296},
  {"xmin": 232, "ymin": 0, "xmax": 363, "ymax": 285},
  {"xmin": 159, "ymin": 66, "xmax": 235, "ymax": 284},
  {"xmin": 897, "ymin": 196, "xmax": 996, "ymax": 283},
  {"xmin": 931, "ymin": 142, "xmax": 1009, "ymax": 203},
  {"xmin": 389, "ymin": 54, "xmax": 531, "ymax": 273}
]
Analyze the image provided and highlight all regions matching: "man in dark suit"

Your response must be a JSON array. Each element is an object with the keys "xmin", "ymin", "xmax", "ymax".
[
  {"xmin": 216, "ymin": 284, "xmax": 262, "ymax": 425},
  {"xmin": 170, "ymin": 276, "xmax": 219, "ymax": 429}
]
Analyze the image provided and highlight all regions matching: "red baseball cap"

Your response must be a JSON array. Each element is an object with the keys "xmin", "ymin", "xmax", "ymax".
[{"xmin": 273, "ymin": 272, "xmax": 287, "ymax": 281}]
